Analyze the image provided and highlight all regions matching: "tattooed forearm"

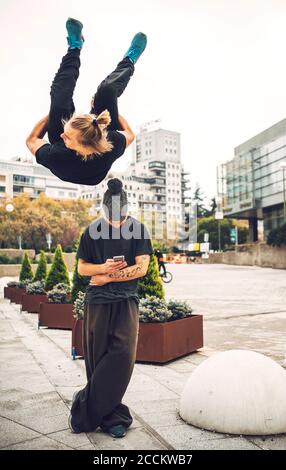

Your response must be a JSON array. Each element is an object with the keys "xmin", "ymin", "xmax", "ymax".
[
  {"xmin": 109, "ymin": 265, "xmax": 141, "ymax": 279},
  {"xmin": 108, "ymin": 255, "xmax": 150, "ymax": 281}
]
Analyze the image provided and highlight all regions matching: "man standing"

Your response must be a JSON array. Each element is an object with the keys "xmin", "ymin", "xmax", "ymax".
[{"xmin": 69, "ymin": 178, "xmax": 153, "ymax": 438}]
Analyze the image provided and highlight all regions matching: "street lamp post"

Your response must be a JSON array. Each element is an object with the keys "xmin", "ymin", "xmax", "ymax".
[
  {"xmin": 215, "ymin": 197, "xmax": 224, "ymax": 252},
  {"xmin": 46, "ymin": 233, "xmax": 52, "ymax": 251},
  {"xmin": 17, "ymin": 235, "xmax": 22, "ymax": 250},
  {"xmin": 280, "ymin": 162, "xmax": 286, "ymax": 222}
]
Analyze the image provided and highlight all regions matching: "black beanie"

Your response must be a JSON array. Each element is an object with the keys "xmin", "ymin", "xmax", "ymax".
[{"xmin": 103, "ymin": 178, "xmax": 128, "ymax": 221}]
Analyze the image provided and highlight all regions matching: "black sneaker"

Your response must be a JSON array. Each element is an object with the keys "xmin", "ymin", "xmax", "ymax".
[
  {"xmin": 71, "ymin": 390, "xmax": 79, "ymax": 406},
  {"xmin": 68, "ymin": 390, "xmax": 81, "ymax": 433},
  {"xmin": 68, "ymin": 414, "xmax": 81, "ymax": 434}
]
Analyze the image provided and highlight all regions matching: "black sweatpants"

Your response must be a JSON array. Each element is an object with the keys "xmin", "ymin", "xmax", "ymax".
[
  {"xmin": 71, "ymin": 298, "xmax": 139, "ymax": 433},
  {"xmin": 48, "ymin": 48, "xmax": 135, "ymax": 144}
]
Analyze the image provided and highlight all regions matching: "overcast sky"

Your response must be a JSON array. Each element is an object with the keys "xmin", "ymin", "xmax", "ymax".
[{"xmin": 1, "ymin": 0, "xmax": 286, "ymax": 200}]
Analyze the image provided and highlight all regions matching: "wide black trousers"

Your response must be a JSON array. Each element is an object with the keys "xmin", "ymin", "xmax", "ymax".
[
  {"xmin": 71, "ymin": 298, "xmax": 139, "ymax": 432},
  {"xmin": 48, "ymin": 48, "xmax": 135, "ymax": 143}
]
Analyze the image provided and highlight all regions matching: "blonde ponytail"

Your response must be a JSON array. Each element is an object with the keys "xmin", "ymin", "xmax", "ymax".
[
  {"xmin": 63, "ymin": 110, "xmax": 114, "ymax": 160},
  {"xmin": 96, "ymin": 109, "xmax": 111, "ymax": 128}
]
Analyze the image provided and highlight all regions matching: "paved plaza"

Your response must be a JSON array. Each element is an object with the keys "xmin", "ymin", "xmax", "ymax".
[{"xmin": 0, "ymin": 264, "xmax": 285, "ymax": 450}]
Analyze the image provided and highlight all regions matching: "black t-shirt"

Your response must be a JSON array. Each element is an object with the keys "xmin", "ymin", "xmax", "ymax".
[
  {"xmin": 76, "ymin": 216, "xmax": 153, "ymax": 304},
  {"xmin": 35, "ymin": 131, "xmax": 126, "ymax": 185}
]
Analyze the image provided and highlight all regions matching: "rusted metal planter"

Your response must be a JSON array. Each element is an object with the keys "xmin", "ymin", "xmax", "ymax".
[
  {"xmin": 136, "ymin": 314, "xmax": 203, "ymax": 364},
  {"xmin": 71, "ymin": 318, "xmax": 84, "ymax": 360},
  {"xmin": 70, "ymin": 314, "xmax": 204, "ymax": 364},
  {"xmin": 4, "ymin": 287, "xmax": 12, "ymax": 299},
  {"xmin": 10, "ymin": 287, "xmax": 26, "ymax": 304},
  {"xmin": 21, "ymin": 293, "xmax": 48, "ymax": 314},
  {"xmin": 38, "ymin": 302, "xmax": 74, "ymax": 330}
]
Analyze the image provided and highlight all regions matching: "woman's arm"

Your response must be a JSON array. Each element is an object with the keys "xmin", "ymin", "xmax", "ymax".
[
  {"xmin": 117, "ymin": 114, "xmax": 135, "ymax": 147},
  {"xmin": 26, "ymin": 116, "xmax": 50, "ymax": 155}
]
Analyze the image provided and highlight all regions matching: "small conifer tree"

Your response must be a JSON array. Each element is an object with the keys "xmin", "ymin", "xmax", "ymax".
[
  {"xmin": 33, "ymin": 251, "xmax": 48, "ymax": 282},
  {"xmin": 71, "ymin": 257, "xmax": 90, "ymax": 303},
  {"xmin": 138, "ymin": 254, "xmax": 165, "ymax": 300},
  {"xmin": 19, "ymin": 252, "xmax": 34, "ymax": 282},
  {"xmin": 45, "ymin": 244, "xmax": 70, "ymax": 291}
]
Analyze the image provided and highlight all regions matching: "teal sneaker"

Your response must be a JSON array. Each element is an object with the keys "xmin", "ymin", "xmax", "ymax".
[
  {"xmin": 123, "ymin": 32, "xmax": 147, "ymax": 64},
  {"xmin": 66, "ymin": 17, "xmax": 84, "ymax": 50},
  {"xmin": 108, "ymin": 424, "xmax": 127, "ymax": 438}
]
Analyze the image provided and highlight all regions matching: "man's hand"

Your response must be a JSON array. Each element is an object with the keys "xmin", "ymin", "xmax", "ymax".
[
  {"xmin": 89, "ymin": 274, "xmax": 110, "ymax": 286},
  {"xmin": 102, "ymin": 258, "xmax": 127, "ymax": 274}
]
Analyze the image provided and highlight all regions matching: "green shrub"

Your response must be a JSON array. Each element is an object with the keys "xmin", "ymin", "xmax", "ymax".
[
  {"xmin": 18, "ymin": 279, "xmax": 32, "ymax": 290},
  {"xmin": 26, "ymin": 280, "xmax": 46, "ymax": 295},
  {"xmin": 33, "ymin": 251, "xmax": 47, "ymax": 282},
  {"xmin": 47, "ymin": 283, "xmax": 71, "ymax": 304},
  {"xmin": 7, "ymin": 281, "xmax": 20, "ymax": 287},
  {"xmin": 73, "ymin": 291, "xmax": 86, "ymax": 320},
  {"xmin": 0, "ymin": 254, "xmax": 22, "ymax": 264},
  {"xmin": 167, "ymin": 300, "xmax": 193, "ymax": 320},
  {"xmin": 267, "ymin": 223, "xmax": 286, "ymax": 247},
  {"xmin": 139, "ymin": 296, "xmax": 173, "ymax": 323},
  {"xmin": 45, "ymin": 244, "xmax": 70, "ymax": 291},
  {"xmin": 138, "ymin": 254, "xmax": 164, "ymax": 300},
  {"xmin": 138, "ymin": 296, "xmax": 193, "ymax": 323},
  {"xmin": 19, "ymin": 252, "xmax": 33, "ymax": 282}
]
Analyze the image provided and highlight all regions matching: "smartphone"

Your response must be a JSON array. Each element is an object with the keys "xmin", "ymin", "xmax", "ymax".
[{"xmin": 113, "ymin": 255, "xmax": 125, "ymax": 262}]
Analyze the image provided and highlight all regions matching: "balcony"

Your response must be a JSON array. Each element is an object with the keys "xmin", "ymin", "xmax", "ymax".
[
  {"xmin": 149, "ymin": 161, "xmax": 166, "ymax": 170},
  {"xmin": 150, "ymin": 178, "xmax": 166, "ymax": 187},
  {"xmin": 153, "ymin": 189, "xmax": 166, "ymax": 195}
]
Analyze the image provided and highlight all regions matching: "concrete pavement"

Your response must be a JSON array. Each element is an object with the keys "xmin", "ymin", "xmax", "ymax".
[{"xmin": 1, "ymin": 264, "xmax": 286, "ymax": 450}]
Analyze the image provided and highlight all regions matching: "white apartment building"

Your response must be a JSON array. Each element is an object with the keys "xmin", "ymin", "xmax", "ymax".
[
  {"xmin": 0, "ymin": 158, "xmax": 80, "ymax": 200},
  {"xmin": 81, "ymin": 126, "xmax": 190, "ymax": 240},
  {"xmin": 1, "ymin": 125, "xmax": 190, "ymax": 241},
  {"xmin": 132, "ymin": 127, "xmax": 187, "ymax": 237}
]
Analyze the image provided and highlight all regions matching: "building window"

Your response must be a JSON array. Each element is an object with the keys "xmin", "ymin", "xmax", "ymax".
[
  {"xmin": 13, "ymin": 186, "xmax": 23, "ymax": 193},
  {"xmin": 13, "ymin": 174, "xmax": 35, "ymax": 185},
  {"xmin": 0, "ymin": 186, "xmax": 6, "ymax": 192}
]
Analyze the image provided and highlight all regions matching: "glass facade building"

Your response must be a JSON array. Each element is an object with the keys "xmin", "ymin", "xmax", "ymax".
[{"xmin": 217, "ymin": 119, "xmax": 286, "ymax": 240}]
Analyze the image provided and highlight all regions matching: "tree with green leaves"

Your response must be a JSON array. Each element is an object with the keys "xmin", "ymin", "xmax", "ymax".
[
  {"xmin": 267, "ymin": 223, "xmax": 286, "ymax": 247},
  {"xmin": 209, "ymin": 196, "xmax": 217, "ymax": 216},
  {"xmin": 45, "ymin": 244, "xmax": 70, "ymax": 291},
  {"xmin": 33, "ymin": 250, "xmax": 48, "ymax": 282},
  {"xmin": 19, "ymin": 252, "xmax": 34, "ymax": 282},
  {"xmin": 197, "ymin": 216, "xmax": 248, "ymax": 250},
  {"xmin": 192, "ymin": 184, "xmax": 207, "ymax": 218},
  {"xmin": 138, "ymin": 254, "xmax": 165, "ymax": 300}
]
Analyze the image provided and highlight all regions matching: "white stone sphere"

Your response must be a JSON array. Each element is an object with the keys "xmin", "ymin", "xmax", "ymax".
[{"xmin": 179, "ymin": 349, "xmax": 286, "ymax": 435}]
